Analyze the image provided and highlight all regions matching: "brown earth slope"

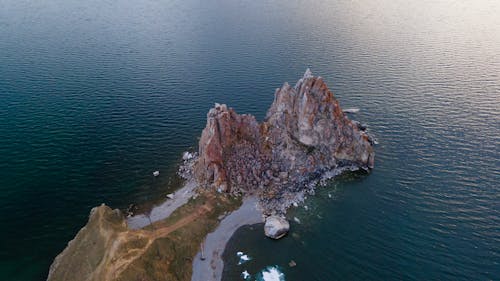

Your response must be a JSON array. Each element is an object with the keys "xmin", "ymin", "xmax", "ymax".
[{"xmin": 47, "ymin": 191, "xmax": 240, "ymax": 281}]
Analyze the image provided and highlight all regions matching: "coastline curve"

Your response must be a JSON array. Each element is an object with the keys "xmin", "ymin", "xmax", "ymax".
[{"xmin": 191, "ymin": 197, "xmax": 263, "ymax": 281}]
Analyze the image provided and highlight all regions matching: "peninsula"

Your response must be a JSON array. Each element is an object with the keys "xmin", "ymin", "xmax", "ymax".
[{"xmin": 47, "ymin": 70, "xmax": 375, "ymax": 281}]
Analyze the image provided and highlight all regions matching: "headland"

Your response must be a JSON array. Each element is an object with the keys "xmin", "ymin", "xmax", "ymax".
[{"xmin": 47, "ymin": 69, "xmax": 375, "ymax": 281}]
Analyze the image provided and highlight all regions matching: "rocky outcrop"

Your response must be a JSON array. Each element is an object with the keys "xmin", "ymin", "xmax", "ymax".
[
  {"xmin": 264, "ymin": 216, "xmax": 290, "ymax": 239},
  {"xmin": 194, "ymin": 69, "xmax": 375, "ymax": 213},
  {"xmin": 194, "ymin": 103, "xmax": 261, "ymax": 193}
]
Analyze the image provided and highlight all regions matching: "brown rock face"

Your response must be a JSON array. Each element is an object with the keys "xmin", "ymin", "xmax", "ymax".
[
  {"xmin": 194, "ymin": 103, "xmax": 262, "ymax": 193},
  {"xmin": 194, "ymin": 70, "xmax": 375, "ymax": 211},
  {"xmin": 265, "ymin": 69, "xmax": 374, "ymax": 175}
]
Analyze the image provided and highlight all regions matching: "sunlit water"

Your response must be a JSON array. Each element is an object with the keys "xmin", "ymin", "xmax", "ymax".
[{"xmin": 0, "ymin": 0, "xmax": 499, "ymax": 280}]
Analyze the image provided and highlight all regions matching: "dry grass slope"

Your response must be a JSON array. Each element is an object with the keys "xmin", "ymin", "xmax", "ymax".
[{"xmin": 47, "ymin": 190, "xmax": 241, "ymax": 281}]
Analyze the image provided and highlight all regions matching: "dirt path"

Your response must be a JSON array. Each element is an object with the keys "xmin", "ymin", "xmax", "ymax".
[
  {"xmin": 104, "ymin": 202, "xmax": 213, "ymax": 280},
  {"xmin": 152, "ymin": 204, "xmax": 212, "ymax": 239}
]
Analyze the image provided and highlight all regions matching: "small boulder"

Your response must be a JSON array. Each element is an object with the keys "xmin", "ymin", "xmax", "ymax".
[{"xmin": 264, "ymin": 216, "xmax": 290, "ymax": 239}]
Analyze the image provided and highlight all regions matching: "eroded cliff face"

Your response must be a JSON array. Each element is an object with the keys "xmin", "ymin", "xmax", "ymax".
[
  {"xmin": 194, "ymin": 70, "xmax": 375, "ymax": 212},
  {"xmin": 194, "ymin": 104, "xmax": 261, "ymax": 193}
]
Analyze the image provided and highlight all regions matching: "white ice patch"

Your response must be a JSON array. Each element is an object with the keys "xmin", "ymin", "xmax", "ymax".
[
  {"xmin": 256, "ymin": 266, "xmax": 285, "ymax": 281},
  {"xmin": 237, "ymin": 251, "xmax": 252, "ymax": 265},
  {"xmin": 241, "ymin": 270, "xmax": 251, "ymax": 280}
]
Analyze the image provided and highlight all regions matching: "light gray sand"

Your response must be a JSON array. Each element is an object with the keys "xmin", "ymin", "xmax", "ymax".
[
  {"xmin": 191, "ymin": 196, "xmax": 263, "ymax": 281},
  {"xmin": 126, "ymin": 179, "xmax": 197, "ymax": 229},
  {"xmin": 127, "ymin": 179, "xmax": 263, "ymax": 281}
]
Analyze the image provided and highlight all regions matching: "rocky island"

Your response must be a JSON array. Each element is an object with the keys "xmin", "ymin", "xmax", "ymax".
[{"xmin": 47, "ymin": 70, "xmax": 375, "ymax": 281}]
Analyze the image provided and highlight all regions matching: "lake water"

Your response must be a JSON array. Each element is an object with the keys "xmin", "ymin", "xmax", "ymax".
[{"xmin": 0, "ymin": 0, "xmax": 499, "ymax": 280}]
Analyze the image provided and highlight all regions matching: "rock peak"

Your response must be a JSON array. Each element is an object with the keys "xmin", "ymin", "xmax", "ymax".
[
  {"xmin": 295, "ymin": 68, "xmax": 315, "ymax": 89},
  {"xmin": 303, "ymin": 68, "xmax": 313, "ymax": 79}
]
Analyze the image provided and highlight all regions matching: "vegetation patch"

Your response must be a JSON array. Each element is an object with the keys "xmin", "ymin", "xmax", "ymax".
[{"xmin": 48, "ymin": 191, "xmax": 241, "ymax": 281}]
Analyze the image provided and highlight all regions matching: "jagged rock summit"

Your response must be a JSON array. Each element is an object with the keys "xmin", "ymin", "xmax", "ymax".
[{"xmin": 194, "ymin": 69, "xmax": 375, "ymax": 214}]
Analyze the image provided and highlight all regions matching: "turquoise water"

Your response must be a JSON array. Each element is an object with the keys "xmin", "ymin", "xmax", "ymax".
[{"xmin": 0, "ymin": 0, "xmax": 499, "ymax": 280}]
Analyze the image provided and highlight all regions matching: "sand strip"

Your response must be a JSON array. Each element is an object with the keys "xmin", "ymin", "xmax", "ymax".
[
  {"xmin": 126, "ymin": 179, "xmax": 197, "ymax": 229},
  {"xmin": 191, "ymin": 196, "xmax": 263, "ymax": 281}
]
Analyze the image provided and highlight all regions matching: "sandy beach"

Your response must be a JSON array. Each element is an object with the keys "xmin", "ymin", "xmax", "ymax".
[
  {"xmin": 126, "ymin": 179, "xmax": 197, "ymax": 229},
  {"xmin": 191, "ymin": 196, "xmax": 263, "ymax": 281}
]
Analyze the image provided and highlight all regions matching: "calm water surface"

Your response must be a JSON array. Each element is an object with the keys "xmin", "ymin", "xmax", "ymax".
[{"xmin": 0, "ymin": 0, "xmax": 499, "ymax": 280}]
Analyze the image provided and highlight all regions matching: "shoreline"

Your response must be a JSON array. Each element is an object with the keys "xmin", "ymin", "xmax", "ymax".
[
  {"xmin": 126, "ymin": 178, "xmax": 197, "ymax": 229},
  {"xmin": 191, "ymin": 196, "xmax": 263, "ymax": 281}
]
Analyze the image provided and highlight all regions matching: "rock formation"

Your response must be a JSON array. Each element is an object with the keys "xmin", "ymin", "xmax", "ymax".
[
  {"xmin": 194, "ymin": 69, "xmax": 375, "ymax": 214},
  {"xmin": 194, "ymin": 103, "xmax": 261, "ymax": 193}
]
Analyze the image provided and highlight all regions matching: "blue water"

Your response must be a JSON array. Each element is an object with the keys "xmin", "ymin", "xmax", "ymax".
[{"xmin": 0, "ymin": 0, "xmax": 499, "ymax": 280}]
